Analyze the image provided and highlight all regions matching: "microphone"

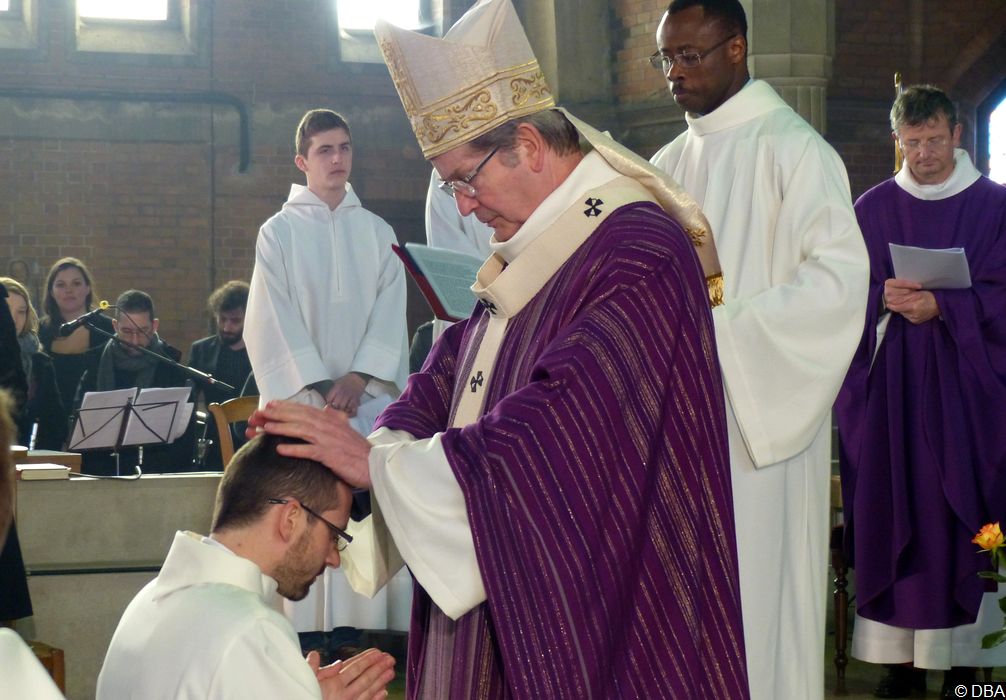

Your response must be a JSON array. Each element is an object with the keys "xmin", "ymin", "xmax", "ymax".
[{"xmin": 59, "ymin": 300, "xmax": 111, "ymax": 337}]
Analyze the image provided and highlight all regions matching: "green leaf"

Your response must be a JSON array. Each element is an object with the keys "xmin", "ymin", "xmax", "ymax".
[
  {"xmin": 981, "ymin": 628, "xmax": 1006, "ymax": 649},
  {"xmin": 1000, "ymin": 597, "xmax": 1006, "ymax": 615},
  {"xmin": 978, "ymin": 571, "xmax": 1006, "ymax": 582}
]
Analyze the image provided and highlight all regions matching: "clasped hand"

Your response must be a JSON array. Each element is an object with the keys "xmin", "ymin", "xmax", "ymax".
[
  {"xmin": 325, "ymin": 372, "xmax": 369, "ymax": 417},
  {"xmin": 884, "ymin": 278, "xmax": 940, "ymax": 324},
  {"xmin": 307, "ymin": 648, "xmax": 395, "ymax": 700}
]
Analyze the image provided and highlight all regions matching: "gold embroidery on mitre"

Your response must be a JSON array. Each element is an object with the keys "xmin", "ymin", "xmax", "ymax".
[
  {"xmin": 407, "ymin": 60, "xmax": 555, "ymax": 157},
  {"xmin": 416, "ymin": 90, "xmax": 498, "ymax": 149},
  {"xmin": 378, "ymin": 39, "xmax": 419, "ymax": 113},
  {"xmin": 510, "ymin": 71, "xmax": 551, "ymax": 106},
  {"xmin": 706, "ymin": 273, "xmax": 724, "ymax": 308},
  {"xmin": 685, "ymin": 227, "xmax": 706, "ymax": 246}
]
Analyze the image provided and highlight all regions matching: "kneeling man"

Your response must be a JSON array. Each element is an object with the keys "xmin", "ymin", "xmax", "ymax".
[{"xmin": 96, "ymin": 434, "xmax": 395, "ymax": 700}]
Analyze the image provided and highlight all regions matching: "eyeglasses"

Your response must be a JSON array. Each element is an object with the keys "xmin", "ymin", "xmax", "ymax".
[
  {"xmin": 648, "ymin": 34, "xmax": 737, "ymax": 73},
  {"xmin": 898, "ymin": 135, "xmax": 951, "ymax": 154},
  {"xmin": 437, "ymin": 146, "xmax": 500, "ymax": 199},
  {"xmin": 267, "ymin": 498, "xmax": 353, "ymax": 551}
]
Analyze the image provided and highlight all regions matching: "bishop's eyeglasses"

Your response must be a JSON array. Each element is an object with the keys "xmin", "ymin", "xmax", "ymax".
[
  {"xmin": 648, "ymin": 34, "xmax": 737, "ymax": 74},
  {"xmin": 437, "ymin": 146, "xmax": 500, "ymax": 199},
  {"xmin": 267, "ymin": 498, "xmax": 353, "ymax": 551}
]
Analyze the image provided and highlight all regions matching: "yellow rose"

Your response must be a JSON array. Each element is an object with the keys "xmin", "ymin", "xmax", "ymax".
[{"xmin": 973, "ymin": 522, "xmax": 1005, "ymax": 552}]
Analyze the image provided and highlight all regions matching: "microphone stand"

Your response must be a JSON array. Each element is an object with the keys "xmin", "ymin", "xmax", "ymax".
[
  {"xmin": 82, "ymin": 320, "xmax": 237, "ymax": 471},
  {"xmin": 82, "ymin": 321, "xmax": 236, "ymax": 393}
]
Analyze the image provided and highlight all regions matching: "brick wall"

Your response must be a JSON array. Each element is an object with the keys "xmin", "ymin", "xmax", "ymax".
[
  {"xmin": 612, "ymin": 0, "xmax": 668, "ymax": 105},
  {"xmin": 1, "ymin": 0, "xmax": 1003, "ymax": 353},
  {"xmin": 610, "ymin": 0, "xmax": 1006, "ymax": 198},
  {"xmin": 0, "ymin": 0, "xmax": 430, "ymax": 353},
  {"xmin": 829, "ymin": 0, "xmax": 1006, "ymax": 197}
]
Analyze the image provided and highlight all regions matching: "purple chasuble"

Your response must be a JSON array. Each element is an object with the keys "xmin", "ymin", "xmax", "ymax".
[
  {"xmin": 836, "ymin": 176, "xmax": 1006, "ymax": 629},
  {"xmin": 376, "ymin": 202, "xmax": 748, "ymax": 699}
]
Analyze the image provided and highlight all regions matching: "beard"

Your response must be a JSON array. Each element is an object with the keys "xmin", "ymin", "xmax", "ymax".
[
  {"xmin": 219, "ymin": 330, "xmax": 242, "ymax": 347},
  {"xmin": 273, "ymin": 530, "xmax": 325, "ymax": 601}
]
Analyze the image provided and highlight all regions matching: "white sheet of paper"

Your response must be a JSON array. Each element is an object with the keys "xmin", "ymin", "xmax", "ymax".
[
  {"xmin": 122, "ymin": 387, "xmax": 193, "ymax": 446},
  {"xmin": 68, "ymin": 388, "xmax": 138, "ymax": 450},
  {"xmin": 889, "ymin": 243, "xmax": 971, "ymax": 289}
]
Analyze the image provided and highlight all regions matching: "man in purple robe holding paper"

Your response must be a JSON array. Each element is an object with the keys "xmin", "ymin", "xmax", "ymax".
[
  {"xmin": 249, "ymin": 1, "xmax": 749, "ymax": 698},
  {"xmin": 836, "ymin": 84, "xmax": 1006, "ymax": 698}
]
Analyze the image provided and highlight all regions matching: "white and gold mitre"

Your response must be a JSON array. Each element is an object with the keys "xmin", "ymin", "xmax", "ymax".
[
  {"xmin": 377, "ymin": 0, "xmax": 723, "ymax": 305},
  {"xmin": 375, "ymin": 0, "xmax": 554, "ymax": 159}
]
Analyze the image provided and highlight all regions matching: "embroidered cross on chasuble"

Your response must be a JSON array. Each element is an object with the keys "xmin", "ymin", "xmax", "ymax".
[{"xmin": 452, "ymin": 177, "xmax": 652, "ymax": 427}]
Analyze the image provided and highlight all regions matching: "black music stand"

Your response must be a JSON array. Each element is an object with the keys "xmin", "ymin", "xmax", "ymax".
[{"xmin": 68, "ymin": 387, "xmax": 192, "ymax": 477}]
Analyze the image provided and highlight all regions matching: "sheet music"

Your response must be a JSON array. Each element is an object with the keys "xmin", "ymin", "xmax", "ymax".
[
  {"xmin": 122, "ymin": 387, "xmax": 193, "ymax": 446},
  {"xmin": 68, "ymin": 388, "xmax": 138, "ymax": 450},
  {"xmin": 889, "ymin": 243, "xmax": 971, "ymax": 289}
]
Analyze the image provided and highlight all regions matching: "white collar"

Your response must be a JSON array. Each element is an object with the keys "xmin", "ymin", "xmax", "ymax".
[
  {"xmin": 894, "ymin": 149, "xmax": 981, "ymax": 201},
  {"xmin": 684, "ymin": 79, "xmax": 788, "ymax": 136},
  {"xmin": 285, "ymin": 182, "xmax": 360, "ymax": 211},
  {"xmin": 204, "ymin": 534, "xmax": 236, "ymax": 554},
  {"xmin": 153, "ymin": 531, "xmax": 279, "ymax": 603},
  {"xmin": 490, "ymin": 150, "xmax": 621, "ymax": 263}
]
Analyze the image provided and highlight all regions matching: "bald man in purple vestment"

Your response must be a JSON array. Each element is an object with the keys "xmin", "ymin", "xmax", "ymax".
[{"xmin": 836, "ymin": 85, "xmax": 1006, "ymax": 697}]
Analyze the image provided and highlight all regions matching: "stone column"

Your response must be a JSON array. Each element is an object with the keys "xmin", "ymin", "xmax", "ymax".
[
  {"xmin": 516, "ymin": 0, "xmax": 616, "ymax": 127},
  {"xmin": 745, "ymin": 0, "xmax": 834, "ymax": 133}
]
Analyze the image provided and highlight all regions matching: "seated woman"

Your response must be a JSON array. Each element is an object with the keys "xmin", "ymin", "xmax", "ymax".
[
  {"xmin": 1, "ymin": 277, "xmax": 66, "ymax": 450},
  {"xmin": 37, "ymin": 258, "xmax": 114, "ymax": 437}
]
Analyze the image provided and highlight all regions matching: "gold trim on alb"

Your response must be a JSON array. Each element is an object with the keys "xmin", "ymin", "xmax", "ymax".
[
  {"xmin": 685, "ymin": 227, "xmax": 706, "ymax": 246},
  {"xmin": 706, "ymin": 273, "xmax": 724, "ymax": 308}
]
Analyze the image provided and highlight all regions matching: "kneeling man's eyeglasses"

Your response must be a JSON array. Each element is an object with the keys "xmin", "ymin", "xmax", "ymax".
[{"xmin": 268, "ymin": 497, "xmax": 354, "ymax": 551}]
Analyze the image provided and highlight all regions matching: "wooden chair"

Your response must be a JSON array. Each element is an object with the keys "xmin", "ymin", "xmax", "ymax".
[
  {"xmin": 207, "ymin": 396, "xmax": 259, "ymax": 467},
  {"xmin": 29, "ymin": 640, "xmax": 65, "ymax": 693},
  {"xmin": 0, "ymin": 629, "xmax": 65, "ymax": 697}
]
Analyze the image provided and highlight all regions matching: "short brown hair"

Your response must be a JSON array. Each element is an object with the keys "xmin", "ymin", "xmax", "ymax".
[
  {"xmin": 890, "ymin": 84, "xmax": 959, "ymax": 132},
  {"xmin": 296, "ymin": 109, "xmax": 351, "ymax": 157},
  {"xmin": 208, "ymin": 280, "xmax": 249, "ymax": 315},
  {"xmin": 115, "ymin": 289, "xmax": 155, "ymax": 321},
  {"xmin": 212, "ymin": 434, "xmax": 345, "ymax": 533}
]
